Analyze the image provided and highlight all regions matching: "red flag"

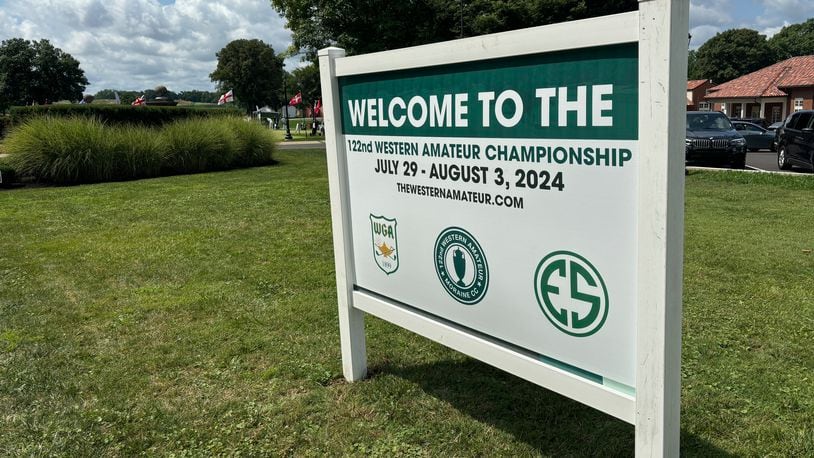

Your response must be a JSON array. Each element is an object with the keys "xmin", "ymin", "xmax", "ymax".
[
  {"xmin": 131, "ymin": 95, "xmax": 146, "ymax": 106},
  {"xmin": 218, "ymin": 90, "xmax": 234, "ymax": 105},
  {"xmin": 314, "ymin": 99, "xmax": 322, "ymax": 116},
  {"xmin": 289, "ymin": 92, "xmax": 302, "ymax": 106}
]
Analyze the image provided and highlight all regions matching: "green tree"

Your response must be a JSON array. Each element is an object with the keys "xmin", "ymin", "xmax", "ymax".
[
  {"xmin": 687, "ymin": 49, "xmax": 704, "ymax": 80},
  {"xmin": 0, "ymin": 38, "xmax": 88, "ymax": 108},
  {"xmin": 270, "ymin": 0, "xmax": 637, "ymax": 59},
  {"xmin": 769, "ymin": 18, "xmax": 814, "ymax": 60},
  {"xmin": 177, "ymin": 90, "xmax": 220, "ymax": 103},
  {"xmin": 94, "ymin": 89, "xmax": 117, "ymax": 99},
  {"xmin": 153, "ymin": 85, "xmax": 170, "ymax": 99},
  {"xmin": 694, "ymin": 29, "xmax": 776, "ymax": 83},
  {"xmin": 209, "ymin": 39, "xmax": 284, "ymax": 112}
]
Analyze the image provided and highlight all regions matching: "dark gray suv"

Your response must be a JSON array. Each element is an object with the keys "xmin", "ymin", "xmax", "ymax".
[
  {"xmin": 685, "ymin": 111, "xmax": 747, "ymax": 169},
  {"xmin": 775, "ymin": 110, "xmax": 814, "ymax": 171}
]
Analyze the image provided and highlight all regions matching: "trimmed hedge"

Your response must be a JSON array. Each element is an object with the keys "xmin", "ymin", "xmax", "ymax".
[
  {"xmin": 9, "ymin": 105, "xmax": 244, "ymax": 127},
  {"xmin": 3, "ymin": 116, "xmax": 276, "ymax": 185}
]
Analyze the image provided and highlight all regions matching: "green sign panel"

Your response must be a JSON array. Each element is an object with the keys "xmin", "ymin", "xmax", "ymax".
[{"xmin": 339, "ymin": 43, "xmax": 637, "ymax": 140}]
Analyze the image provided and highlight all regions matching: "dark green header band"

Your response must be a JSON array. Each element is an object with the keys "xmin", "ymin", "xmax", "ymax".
[{"xmin": 339, "ymin": 43, "xmax": 637, "ymax": 140}]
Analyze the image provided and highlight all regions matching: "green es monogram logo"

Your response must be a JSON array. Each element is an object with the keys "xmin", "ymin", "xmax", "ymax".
[
  {"xmin": 534, "ymin": 251, "xmax": 608, "ymax": 337},
  {"xmin": 434, "ymin": 227, "xmax": 489, "ymax": 305}
]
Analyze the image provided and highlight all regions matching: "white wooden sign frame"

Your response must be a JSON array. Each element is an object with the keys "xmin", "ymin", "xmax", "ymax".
[{"xmin": 318, "ymin": 1, "xmax": 687, "ymax": 455}]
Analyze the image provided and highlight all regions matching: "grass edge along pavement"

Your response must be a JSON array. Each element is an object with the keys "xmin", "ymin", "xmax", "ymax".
[{"xmin": 0, "ymin": 155, "xmax": 812, "ymax": 455}]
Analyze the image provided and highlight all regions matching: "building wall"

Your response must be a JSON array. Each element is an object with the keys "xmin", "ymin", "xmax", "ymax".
[
  {"xmin": 687, "ymin": 80, "xmax": 715, "ymax": 110},
  {"xmin": 765, "ymin": 103, "xmax": 783, "ymax": 122},
  {"xmin": 787, "ymin": 88, "xmax": 814, "ymax": 112},
  {"xmin": 698, "ymin": 88, "xmax": 814, "ymax": 119},
  {"xmin": 705, "ymin": 97, "xmax": 792, "ymax": 122}
]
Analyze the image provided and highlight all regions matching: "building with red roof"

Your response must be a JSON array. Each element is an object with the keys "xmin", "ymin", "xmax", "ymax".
[
  {"xmin": 703, "ymin": 55, "xmax": 814, "ymax": 123},
  {"xmin": 687, "ymin": 79, "xmax": 715, "ymax": 110}
]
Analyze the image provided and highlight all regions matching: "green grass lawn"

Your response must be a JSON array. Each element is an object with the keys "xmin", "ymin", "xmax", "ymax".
[{"xmin": 1, "ymin": 154, "xmax": 812, "ymax": 455}]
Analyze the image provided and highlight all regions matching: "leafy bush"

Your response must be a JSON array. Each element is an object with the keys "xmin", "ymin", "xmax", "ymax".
[
  {"xmin": 3, "ymin": 116, "xmax": 275, "ymax": 185},
  {"xmin": 9, "ymin": 105, "xmax": 243, "ymax": 128}
]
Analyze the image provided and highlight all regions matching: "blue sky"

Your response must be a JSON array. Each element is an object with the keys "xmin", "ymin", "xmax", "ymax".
[
  {"xmin": 0, "ymin": 0, "xmax": 810, "ymax": 93},
  {"xmin": 689, "ymin": 0, "xmax": 808, "ymax": 49}
]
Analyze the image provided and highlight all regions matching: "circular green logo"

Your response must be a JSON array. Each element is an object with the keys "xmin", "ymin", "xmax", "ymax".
[
  {"xmin": 434, "ymin": 227, "xmax": 489, "ymax": 305},
  {"xmin": 534, "ymin": 251, "xmax": 609, "ymax": 337}
]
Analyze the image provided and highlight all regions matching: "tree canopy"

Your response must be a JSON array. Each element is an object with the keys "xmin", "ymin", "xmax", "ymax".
[
  {"xmin": 94, "ymin": 89, "xmax": 220, "ymax": 105},
  {"xmin": 0, "ymin": 38, "xmax": 88, "ymax": 109},
  {"xmin": 177, "ymin": 90, "xmax": 220, "ymax": 104},
  {"xmin": 687, "ymin": 49, "xmax": 702, "ymax": 80},
  {"xmin": 210, "ymin": 39, "xmax": 284, "ymax": 112},
  {"xmin": 270, "ymin": 0, "xmax": 637, "ymax": 59},
  {"xmin": 768, "ymin": 18, "xmax": 814, "ymax": 60},
  {"xmin": 693, "ymin": 29, "xmax": 776, "ymax": 84}
]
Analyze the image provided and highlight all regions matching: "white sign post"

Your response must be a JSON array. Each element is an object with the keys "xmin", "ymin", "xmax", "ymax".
[{"xmin": 319, "ymin": 0, "xmax": 687, "ymax": 455}]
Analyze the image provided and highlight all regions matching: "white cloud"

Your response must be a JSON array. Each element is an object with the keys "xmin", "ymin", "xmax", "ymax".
[
  {"xmin": 0, "ymin": 0, "xmax": 293, "ymax": 93},
  {"xmin": 690, "ymin": 25, "xmax": 724, "ymax": 49},
  {"xmin": 689, "ymin": 0, "xmax": 732, "ymax": 28},
  {"xmin": 3, "ymin": 0, "xmax": 809, "ymax": 92},
  {"xmin": 754, "ymin": 1, "xmax": 814, "ymax": 44},
  {"xmin": 761, "ymin": 22, "xmax": 790, "ymax": 38},
  {"xmin": 757, "ymin": 0, "xmax": 809, "ymax": 27},
  {"xmin": 689, "ymin": 0, "xmax": 814, "ymax": 48}
]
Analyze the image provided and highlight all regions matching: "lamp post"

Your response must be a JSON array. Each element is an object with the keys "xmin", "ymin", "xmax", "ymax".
[{"xmin": 283, "ymin": 64, "xmax": 292, "ymax": 141}]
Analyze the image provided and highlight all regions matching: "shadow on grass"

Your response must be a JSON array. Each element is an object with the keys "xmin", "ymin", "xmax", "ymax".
[{"xmin": 374, "ymin": 358, "xmax": 734, "ymax": 456}]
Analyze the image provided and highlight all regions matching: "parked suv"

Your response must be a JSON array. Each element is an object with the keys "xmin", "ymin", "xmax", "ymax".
[
  {"xmin": 686, "ymin": 111, "xmax": 747, "ymax": 168},
  {"xmin": 775, "ymin": 110, "xmax": 814, "ymax": 171}
]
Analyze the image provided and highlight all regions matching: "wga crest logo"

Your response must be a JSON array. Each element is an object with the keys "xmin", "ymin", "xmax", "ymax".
[
  {"xmin": 534, "ymin": 251, "xmax": 609, "ymax": 337},
  {"xmin": 434, "ymin": 227, "xmax": 489, "ymax": 305},
  {"xmin": 370, "ymin": 214, "xmax": 399, "ymax": 274}
]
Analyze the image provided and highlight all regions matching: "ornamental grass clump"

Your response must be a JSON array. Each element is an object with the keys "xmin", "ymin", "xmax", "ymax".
[
  {"xmin": 224, "ymin": 117, "xmax": 277, "ymax": 167},
  {"xmin": 4, "ymin": 116, "xmax": 118, "ymax": 184},
  {"xmin": 109, "ymin": 125, "xmax": 163, "ymax": 180},
  {"xmin": 3, "ymin": 116, "xmax": 276, "ymax": 185},
  {"xmin": 159, "ymin": 118, "xmax": 235, "ymax": 174}
]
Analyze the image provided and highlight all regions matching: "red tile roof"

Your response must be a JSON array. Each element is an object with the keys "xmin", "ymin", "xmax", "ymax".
[
  {"xmin": 706, "ymin": 55, "xmax": 814, "ymax": 99},
  {"xmin": 687, "ymin": 79, "xmax": 709, "ymax": 90}
]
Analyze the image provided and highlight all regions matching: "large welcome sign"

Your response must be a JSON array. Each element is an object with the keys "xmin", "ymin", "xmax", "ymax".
[
  {"xmin": 320, "ymin": 2, "xmax": 687, "ymax": 454},
  {"xmin": 342, "ymin": 43, "xmax": 639, "ymax": 388}
]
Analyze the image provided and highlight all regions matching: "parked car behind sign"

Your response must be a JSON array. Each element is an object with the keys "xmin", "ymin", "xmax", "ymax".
[
  {"xmin": 686, "ymin": 111, "xmax": 747, "ymax": 168},
  {"xmin": 775, "ymin": 110, "xmax": 814, "ymax": 171},
  {"xmin": 729, "ymin": 117, "xmax": 768, "ymax": 128},
  {"xmin": 732, "ymin": 121, "xmax": 775, "ymax": 151}
]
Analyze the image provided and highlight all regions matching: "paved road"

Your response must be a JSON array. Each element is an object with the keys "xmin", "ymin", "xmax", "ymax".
[
  {"xmin": 746, "ymin": 151, "xmax": 780, "ymax": 172},
  {"xmin": 746, "ymin": 150, "xmax": 812, "ymax": 174},
  {"xmin": 690, "ymin": 150, "xmax": 811, "ymax": 174},
  {"xmin": 276, "ymin": 140, "xmax": 326, "ymax": 150}
]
